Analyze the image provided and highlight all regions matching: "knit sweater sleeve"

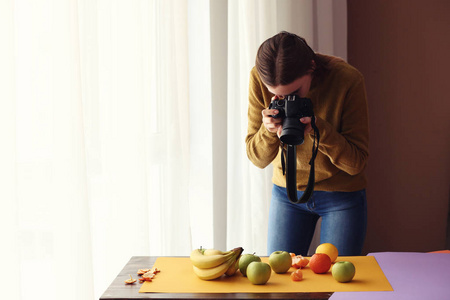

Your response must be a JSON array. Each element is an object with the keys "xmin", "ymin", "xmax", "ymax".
[
  {"xmin": 310, "ymin": 74, "xmax": 369, "ymax": 176},
  {"xmin": 245, "ymin": 68, "xmax": 280, "ymax": 169}
]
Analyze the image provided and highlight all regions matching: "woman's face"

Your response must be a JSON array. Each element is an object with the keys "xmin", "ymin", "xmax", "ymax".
[
  {"xmin": 266, "ymin": 73, "xmax": 313, "ymax": 98},
  {"xmin": 267, "ymin": 74, "xmax": 312, "ymax": 97}
]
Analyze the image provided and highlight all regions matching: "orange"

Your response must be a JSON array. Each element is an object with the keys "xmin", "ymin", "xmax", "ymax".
[
  {"xmin": 290, "ymin": 269, "xmax": 303, "ymax": 281},
  {"xmin": 315, "ymin": 243, "xmax": 338, "ymax": 262},
  {"xmin": 291, "ymin": 255, "xmax": 309, "ymax": 269},
  {"xmin": 309, "ymin": 253, "xmax": 332, "ymax": 274},
  {"xmin": 300, "ymin": 256, "xmax": 309, "ymax": 268}
]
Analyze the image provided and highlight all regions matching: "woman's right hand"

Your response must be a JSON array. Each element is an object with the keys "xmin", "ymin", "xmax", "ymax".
[{"xmin": 262, "ymin": 108, "xmax": 283, "ymax": 136}]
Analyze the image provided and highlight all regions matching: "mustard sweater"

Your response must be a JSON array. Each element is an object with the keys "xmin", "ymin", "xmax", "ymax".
[{"xmin": 245, "ymin": 54, "xmax": 369, "ymax": 192}]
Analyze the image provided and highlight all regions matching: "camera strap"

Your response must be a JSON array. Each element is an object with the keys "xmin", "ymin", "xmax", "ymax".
[{"xmin": 281, "ymin": 117, "xmax": 320, "ymax": 204}]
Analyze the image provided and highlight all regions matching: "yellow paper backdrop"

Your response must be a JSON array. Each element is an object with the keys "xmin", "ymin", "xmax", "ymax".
[{"xmin": 139, "ymin": 256, "xmax": 393, "ymax": 294}]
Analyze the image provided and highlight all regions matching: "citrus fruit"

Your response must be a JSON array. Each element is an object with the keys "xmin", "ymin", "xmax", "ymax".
[
  {"xmin": 291, "ymin": 269, "xmax": 303, "ymax": 281},
  {"xmin": 292, "ymin": 255, "xmax": 309, "ymax": 268},
  {"xmin": 315, "ymin": 243, "xmax": 338, "ymax": 262},
  {"xmin": 309, "ymin": 253, "xmax": 332, "ymax": 274}
]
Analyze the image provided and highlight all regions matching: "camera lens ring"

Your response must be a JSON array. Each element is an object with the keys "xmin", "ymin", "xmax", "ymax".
[{"xmin": 276, "ymin": 99, "xmax": 285, "ymax": 106}]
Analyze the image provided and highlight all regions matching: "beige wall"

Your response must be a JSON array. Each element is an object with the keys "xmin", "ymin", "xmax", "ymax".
[{"xmin": 347, "ymin": 0, "xmax": 450, "ymax": 253}]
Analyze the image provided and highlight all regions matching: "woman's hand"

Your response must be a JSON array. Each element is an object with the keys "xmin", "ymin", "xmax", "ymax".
[
  {"xmin": 262, "ymin": 108, "xmax": 314, "ymax": 138},
  {"xmin": 300, "ymin": 117, "xmax": 313, "ymax": 134},
  {"xmin": 262, "ymin": 108, "xmax": 283, "ymax": 136}
]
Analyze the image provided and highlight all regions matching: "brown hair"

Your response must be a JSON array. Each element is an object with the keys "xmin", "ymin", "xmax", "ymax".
[{"xmin": 256, "ymin": 31, "xmax": 322, "ymax": 86}]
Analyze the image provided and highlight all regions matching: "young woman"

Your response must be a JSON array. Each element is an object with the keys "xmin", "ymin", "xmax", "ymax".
[{"xmin": 246, "ymin": 31, "xmax": 369, "ymax": 256}]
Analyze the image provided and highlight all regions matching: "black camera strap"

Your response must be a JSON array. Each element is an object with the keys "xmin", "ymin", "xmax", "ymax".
[{"xmin": 281, "ymin": 117, "xmax": 320, "ymax": 204}]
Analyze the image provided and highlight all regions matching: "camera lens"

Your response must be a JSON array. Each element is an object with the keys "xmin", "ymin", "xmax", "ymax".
[
  {"xmin": 276, "ymin": 99, "xmax": 285, "ymax": 106},
  {"xmin": 280, "ymin": 118, "xmax": 305, "ymax": 145}
]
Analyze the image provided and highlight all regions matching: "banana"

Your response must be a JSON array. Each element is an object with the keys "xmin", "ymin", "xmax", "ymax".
[
  {"xmin": 190, "ymin": 248, "xmax": 235, "ymax": 269},
  {"xmin": 191, "ymin": 247, "xmax": 244, "ymax": 280},
  {"xmin": 203, "ymin": 249, "xmax": 224, "ymax": 256},
  {"xmin": 225, "ymin": 258, "xmax": 240, "ymax": 276},
  {"xmin": 193, "ymin": 254, "xmax": 237, "ymax": 280}
]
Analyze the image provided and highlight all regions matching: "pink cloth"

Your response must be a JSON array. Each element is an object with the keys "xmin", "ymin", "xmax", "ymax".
[{"xmin": 330, "ymin": 252, "xmax": 450, "ymax": 300}]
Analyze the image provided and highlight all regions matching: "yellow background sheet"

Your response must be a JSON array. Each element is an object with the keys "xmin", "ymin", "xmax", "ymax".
[{"xmin": 139, "ymin": 256, "xmax": 393, "ymax": 293}]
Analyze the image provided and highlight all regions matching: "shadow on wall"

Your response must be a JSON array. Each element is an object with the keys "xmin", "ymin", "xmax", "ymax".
[{"xmin": 348, "ymin": 0, "xmax": 450, "ymax": 254}]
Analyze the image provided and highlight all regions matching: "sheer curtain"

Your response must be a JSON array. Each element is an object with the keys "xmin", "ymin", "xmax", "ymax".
[
  {"xmin": 0, "ymin": 0, "xmax": 346, "ymax": 299},
  {"xmin": 2, "ymin": 0, "xmax": 191, "ymax": 298}
]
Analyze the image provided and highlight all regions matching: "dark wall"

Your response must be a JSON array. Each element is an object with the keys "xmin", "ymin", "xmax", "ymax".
[{"xmin": 347, "ymin": 0, "xmax": 450, "ymax": 253}]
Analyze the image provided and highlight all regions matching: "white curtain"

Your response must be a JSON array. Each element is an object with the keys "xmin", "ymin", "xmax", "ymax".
[{"xmin": 0, "ymin": 0, "xmax": 346, "ymax": 299}]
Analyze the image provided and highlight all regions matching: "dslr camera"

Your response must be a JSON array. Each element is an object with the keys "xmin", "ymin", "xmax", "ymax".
[{"xmin": 269, "ymin": 95, "xmax": 314, "ymax": 145}]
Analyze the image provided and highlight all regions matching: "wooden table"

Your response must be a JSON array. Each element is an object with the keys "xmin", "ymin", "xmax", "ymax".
[{"xmin": 99, "ymin": 256, "xmax": 333, "ymax": 299}]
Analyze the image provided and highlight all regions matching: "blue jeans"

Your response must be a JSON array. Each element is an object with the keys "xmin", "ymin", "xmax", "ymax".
[{"xmin": 267, "ymin": 184, "xmax": 367, "ymax": 256}]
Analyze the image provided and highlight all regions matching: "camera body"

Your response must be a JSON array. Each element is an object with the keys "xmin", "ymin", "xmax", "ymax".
[{"xmin": 269, "ymin": 95, "xmax": 314, "ymax": 145}]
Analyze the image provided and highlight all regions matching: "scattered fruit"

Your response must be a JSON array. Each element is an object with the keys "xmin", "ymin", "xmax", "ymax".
[
  {"xmin": 239, "ymin": 253, "xmax": 261, "ymax": 277},
  {"xmin": 124, "ymin": 274, "xmax": 137, "ymax": 284},
  {"xmin": 309, "ymin": 253, "xmax": 332, "ymax": 274},
  {"xmin": 246, "ymin": 261, "xmax": 271, "ymax": 285},
  {"xmin": 142, "ymin": 271, "xmax": 155, "ymax": 280},
  {"xmin": 138, "ymin": 267, "xmax": 160, "ymax": 283},
  {"xmin": 315, "ymin": 243, "xmax": 338, "ymax": 262},
  {"xmin": 191, "ymin": 247, "xmax": 243, "ymax": 280},
  {"xmin": 268, "ymin": 251, "xmax": 292, "ymax": 274},
  {"xmin": 290, "ymin": 269, "xmax": 303, "ymax": 281},
  {"xmin": 139, "ymin": 277, "xmax": 152, "ymax": 283},
  {"xmin": 291, "ymin": 254, "xmax": 309, "ymax": 269},
  {"xmin": 332, "ymin": 261, "xmax": 356, "ymax": 283},
  {"xmin": 137, "ymin": 268, "xmax": 151, "ymax": 275}
]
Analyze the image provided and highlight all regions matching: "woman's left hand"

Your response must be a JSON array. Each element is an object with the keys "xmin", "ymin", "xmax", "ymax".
[{"xmin": 300, "ymin": 117, "xmax": 313, "ymax": 134}]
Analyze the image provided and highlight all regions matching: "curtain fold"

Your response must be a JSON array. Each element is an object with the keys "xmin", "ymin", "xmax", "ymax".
[
  {"xmin": 0, "ymin": 0, "xmax": 21, "ymax": 298},
  {"xmin": 1, "ymin": 0, "xmax": 345, "ymax": 299}
]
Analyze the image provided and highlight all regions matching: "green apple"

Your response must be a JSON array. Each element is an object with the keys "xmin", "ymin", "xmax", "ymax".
[
  {"xmin": 238, "ymin": 253, "xmax": 261, "ymax": 277},
  {"xmin": 268, "ymin": 251, "xmax": 292, "ymax": 274},
  {"xmin": 246, "ymin": 262, "xmax": 271, "ymax": 285},
  {"xmin": 332, "ymin": 261, "xmax": 356, "ymax": 283}
]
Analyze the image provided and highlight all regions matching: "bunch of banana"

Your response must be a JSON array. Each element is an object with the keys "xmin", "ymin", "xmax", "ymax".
[{"xmin": 190, "ymin": 247, "xmax": 243, "ymax": 280}]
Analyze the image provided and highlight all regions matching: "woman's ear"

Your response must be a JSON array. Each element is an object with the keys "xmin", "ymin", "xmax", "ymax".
[{"xmin": 310, "ymin": 60, "xmax": 316, "ymax": 71}]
